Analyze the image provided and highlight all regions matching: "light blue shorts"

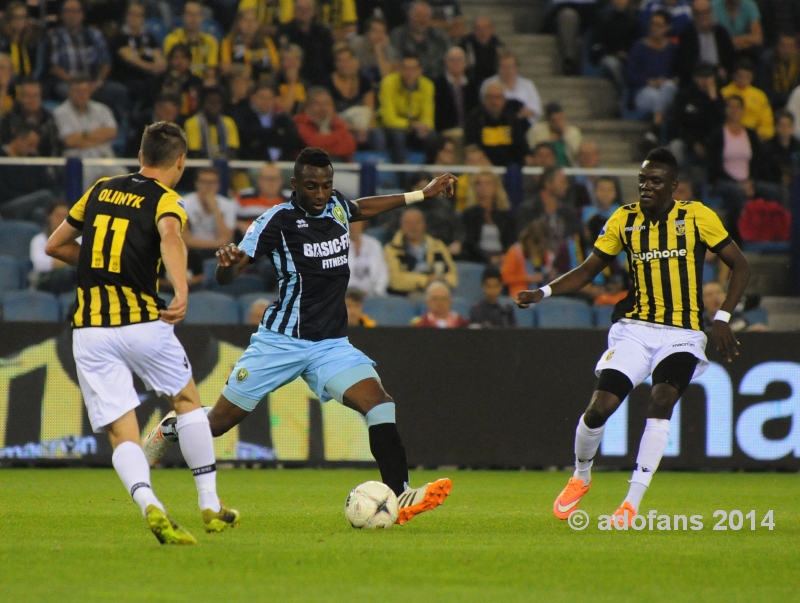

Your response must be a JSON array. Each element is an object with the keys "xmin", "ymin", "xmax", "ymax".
[{"xmin": 222, "ymin": 325, "xmax": 379, "ymax": 412}]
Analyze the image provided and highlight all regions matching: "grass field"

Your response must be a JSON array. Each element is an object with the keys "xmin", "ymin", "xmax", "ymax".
[{"xmin": 1, "ymin": 469, "xmax": 798, "ymax": 603}]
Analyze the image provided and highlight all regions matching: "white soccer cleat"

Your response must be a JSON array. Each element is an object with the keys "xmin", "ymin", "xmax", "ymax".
[
  {"xmin": 395, "ymin": 478, "xmax": 452, "ymax": 525},
  {"xmin": 141, "ymin": 411, "xmax": 178, "ymax": 466}
]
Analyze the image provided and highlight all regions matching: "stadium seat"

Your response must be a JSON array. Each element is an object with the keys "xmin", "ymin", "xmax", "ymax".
[
  {"xmin": 362, "ymin": 296, "xmax": 418, "ymax": 326},
  {"xmin": 535, "ymin": 297, "xmax": 593, "ymax": 328},
  {"xmin": 238, "ymin": 292, "xmax": 276, "ymax": 324},
  {"xmin": 449, "ymin": 296, "xmax": 472, "ymax": 319},
  {"xmin": 743, "ymin": 308, "xmax": 768, "ymax": 327},
  {"xmin": 1, "ymin": 290, "xmax": 60, "ymax": 322},
  {"xmin": 58, "ymin": 291, "xmax": 77, "ymax": 321},
  {"xmin": 184, "ymin": 291, "xmax": 239, "ymax": 324},
  {"xmin": 495, "ymin": 295, "xmax": 532, "ymax": 328},
  {"xmin": 212, "ymin": 273, "xmax": 267, "ymax": 296},
  {"xmin": 0, "ymin": 220, "xmax": 42, "ymax": 260},
  {"xmin": 363, "ymin": 226, "xmax": 389, "ymax": 245},
  {"xmin": 593, "ymin": 304, "xmax": 614, "ymax": 328},
  {"xmin": 0, "ymin": 255, "xmax": 22, "ymax": 290},
  {"xmin": 406, "ymin": 151, "xmax": 426, "ymax": 165},
  {"xmin": 453, "ymin": 261, "xmax": 485, "ymax": 302}
]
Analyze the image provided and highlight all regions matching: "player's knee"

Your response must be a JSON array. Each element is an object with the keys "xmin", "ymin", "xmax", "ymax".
[
  {"xmin": 584, "ymin": 393, "xmax": 619, "ymax": 428},
  {"xmin": 648, "ymin": 384, "xmax": 680, "ymax": 419}
]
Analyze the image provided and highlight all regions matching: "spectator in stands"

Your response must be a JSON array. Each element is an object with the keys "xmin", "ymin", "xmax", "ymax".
[
  {"xmin": 626, "ymin": 9, "xmax": 678, "ymax": 142},
  {"xmin": 434, "ymin": 46, "xmax": 479, "ymax": 139},
  {"xmin": 351, "ymin": 16, "xmax": 399, "ymax": 87},
  {"xmin": 29, "ymin": 200, "xmax": 77, "ymax": 295},
  {"xmin": 182, "ymin": 167, "xmax": 237, "ymax": 276},
  {"xmin": 672, "ymin": 62, "xmax": 725, "ymax": 164},
  {"xmin": 702, "ymin": 281, "xmax": 766, "ymax": 332},
  {"xmin": 469, "ymin": 266, "xmax": 515, "ymax": 328},
  {"xmin": 460, "ymin": 16, "xmax": 503, "ymax": 88},
  {"xmin": 0, "ymin": 53, "xmax": 14, "ymax": 119},
  {"xmin": 109, "ymin": 1, "xmax": 166, "ymax": 108},
  {"xmin": 581, "ymin": 176, "xmax": 621, "ymax": 223},
  {"xmin": 235, "ymin": 162, "xmax": 286, "ymax": 232},
  {"xmin": 464, "ymin": 81, "xmax": 529, "ymax": 167},
  {"xmin": 246, "ymin": 297, "xmax": 273, "ymax": 326},
  {"xmin": 555, "ymin": 214, "xmax": 626, "ymax": 304},
  {"xmin": 459, "ymin": 170, "xmax": 515, "ymax": 265},
  {"xmin": 276, "ymin": 44, "xmax": 308, "ymax": 115},
  {"xmin": 454, "ymin": 144, "xmax": 492, "ymax": 211},
  {"xmin": 590, "ymin": 0, "xmax": 640, "ymax": 91},
  {"xmin": 313, "ymin": 0, "xmax": 358, "ymax": 42},
  {"xmin": 0, "ymin": 124, "xmax": 56, "ymax": 217},
  {"xmin": 356, "ymin": 0, "xmax": 406, "ymax": 33},
  {"xmin": 527, "ymin": 101, "xmax": 582, "ymax": 167},
  {"xmin": 707, "ymin": 94, "xmax": 782, "ymax": 239},
  {"xmin": 385, "ymin": 207, "xmax": 457, "ymax": 296},
  {"xmin": 425, "ymin": 137, "xmax": 457, "ymax": 167},
  {"xmin": 760, "ymin": 110, "xmax": 800, "ymax": 193},
  {"xmin": 230, "ymin": 83, "xmax": 301, "ymax": 161},
  {"xmin": 411, "ymin": 281, "xmax": 469, "ymax": 327},
  {"xmin": 721, "ymin": 59, "xmax": 774, "ymax": 139},
  {"xmin": 481, "ymin": 50, "xmax": 542, "ymax": 126},
  {"xmin": 238, "ymin": 0, "xmax": 292, "ymax": 36},
  {"xmin": 54, "ymin": 77, "xmax": 120, "ymax": 188},
  {"xmin": 429, "ymin": 0, "xmax": 465, "ymax": 40},
  {"xmin": 501, "ymin": 220, "xmax": 554, "ymax": 299},
  {"xmin": 389, "ymin": 2, "xmax": 450, "ymax": 80},
  {"xmin": 126, "ymin": 93, "xmax": 183, "ymax": 156},
  {"xmin": 184, "ymin": 86, "xmax": 240, "ymax": 160},
  {"xmin": 712, "ymin": 0, "xmax": 763, "ymax": 60},
  {"xmin": 48, "ymin": 0, "xmax": 128, "ymax": 121},
  {"xmin": 349, "ymin": 219, "xmax": 389, "ymax": 297},
  {"xmin": 515, "ymin": 166, "xmax": 578, "ymax": 252},
  {"xmin": 294, "ymin": 86, "xmax": 356, "ymax": 162},
  {"xmin": 640, "ymin": 0, "xmax": 694, "ymax": 36},
  {"xmin": 572, "ymin": 139, "xmax": 623, "ymax": 208},
  {"xmin": 163, "ymin": 1, "xmax": 219, "ymax": 82},
  {"xmin": 157, "ymin": 44, "xmax": 203, "ymax": 117},
  {"xmin": 220, "ymin": 9, "xmax": 280, "ymax": 86},
  {"xmin": 676, "ymin": 0, "xmax": 736, "ymax": 87},
  {"xmin": 278, "ymin": 0, "xmax": 334, "ymax": 87},
  {"xmin": 543, "ymin": 0, "xmax": 599, "ymax": 76},
  {"xmin": 0, "ymin": 79, "xmax": 60, "ymax": 156},
  {"xmin": 522, "ymin": 141, "xmax": 559, "ymax": 197},
  {"xmin": 329, "ymin": 42, "xmax": 376, "ymax": 149},
  {"xmin": 761, "ymin": 33, "xmax": 800, "ymax": 111},
  {"xmin": 758, "ymin": 0, "xmax": 800, "ymax": 49},
  {"xmin": 0, "ymin": 2, "xmax": 44, "ymax": 83},
  {"xmin": 378, "ymin": 53, "xmax": 435, "ymax": 164},
  {"xmin": 345, "ymin": 288, "xmax": 377, "ymax": 327}
]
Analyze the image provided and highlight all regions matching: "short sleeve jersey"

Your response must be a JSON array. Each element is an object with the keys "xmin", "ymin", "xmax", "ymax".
[
  {"xmin": 238, "ymin": 189, "xmax": 358, "ymax": 341},
  {"xmin": 593, "ymin": 200, "xmax": 731, "ymax": 331}
]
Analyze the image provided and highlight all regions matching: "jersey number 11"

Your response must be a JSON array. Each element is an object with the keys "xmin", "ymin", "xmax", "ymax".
[{"xmin": 92, "ymin": 215, "xmax": 130, "ymax": 273}]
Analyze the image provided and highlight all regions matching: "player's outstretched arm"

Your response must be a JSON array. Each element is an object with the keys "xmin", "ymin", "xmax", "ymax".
[
  {"xmin": 45, "ymin": 220, "xmax": 82, "ymax": 266},
  {"xmin": 215, "ymin": 243, "xmax": 251, "ymax": 285},
  {"xmin": 516, "ymin": 253, "xmax": 608, "ymax": 308},
  {"xmin": 712, "ymin": 241, "xmax": 751, "ymax": 362},
  {"xmin": 350, "ymin": 173, "xmax": 458, "ymax": 221},
  {"xmin": 158, "ymin": 216, "xmax": 190, "ymax": 324}
]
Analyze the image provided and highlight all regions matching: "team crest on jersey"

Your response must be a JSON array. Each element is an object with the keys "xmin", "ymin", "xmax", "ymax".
[
  {"xmin": 674, "ymin": 220, "xmax": 686, "ymax": 236},
  {"xmin": 236, "ymin": 368, "xmax": 248, "ymax": 382},
  {"xmin": 332, "ymin": 205, "xmax": 347, "ymax": 225}
]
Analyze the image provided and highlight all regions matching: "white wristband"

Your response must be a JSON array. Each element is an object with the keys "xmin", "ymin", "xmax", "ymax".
[
  {"xmin": 714, "ymin": 310, "xmax": 731, "ymax": 323},
  {"xmin": 403, "ymin": 190, "xmax": 425, "ymax": 204},
  {"xmin": 540, "ymin": 285, "xmax": 552, "ymax": 299}
]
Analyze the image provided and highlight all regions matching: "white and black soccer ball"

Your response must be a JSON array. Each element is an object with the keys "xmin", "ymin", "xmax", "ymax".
[{"xmin": 344, "ymin": 481, "xmax": 399, "ymax": 529}]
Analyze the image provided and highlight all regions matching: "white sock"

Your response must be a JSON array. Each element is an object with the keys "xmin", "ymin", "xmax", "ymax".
[
  {"xmin": 624, "ymin": 418, "xmax": 671, "ymax": 511},
  {"xmin": 176, "ymin": 408, "xmax": 221, "ymax": 512},
  {"xmin": 112, "ymin": 441, "xmax": 163, "ymax": 516},
  {"xmin": 573, "ymin": 414, "xmax": 605, "ymax": 486}
]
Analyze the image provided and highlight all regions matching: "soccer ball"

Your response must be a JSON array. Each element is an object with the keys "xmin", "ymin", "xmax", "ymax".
[{"xmin": 344, "ymin": 481, "xmax": 399, "ymax": 529}]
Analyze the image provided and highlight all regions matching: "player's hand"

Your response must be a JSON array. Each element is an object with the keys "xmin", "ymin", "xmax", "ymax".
[
  {"xmin": 515, "ymin": 289, "xmax": 544, "ymax": 308},
  {"xmin": 216, "ymin": 243, "xmax": 245, "ymax": 267},
  {"xmin": 160, "ymin": 293, "xmax": 187, "ymax": 324},
  {"xmin": 423, "ymin": 173, "xmax": 458, "ymax": 199},
  {"xmin": 712, "ymin": 320, "xmax": 740, "ymax": 363}
]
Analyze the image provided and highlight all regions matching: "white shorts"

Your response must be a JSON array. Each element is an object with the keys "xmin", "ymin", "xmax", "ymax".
[
  {"xmin": 594, "ymin": 320, "xmax": 709, "ymax": 387},
  {"xmin": 73, "ymin": 321, "xmax": 193, "ymax": 433}
]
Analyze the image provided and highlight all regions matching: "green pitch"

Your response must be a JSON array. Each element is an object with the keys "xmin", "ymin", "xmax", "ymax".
[{"xmin": 1, "ymin": 469, "xmax": 798, "ymax": 603}]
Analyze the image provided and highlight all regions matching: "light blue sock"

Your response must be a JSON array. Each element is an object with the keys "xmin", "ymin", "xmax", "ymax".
[{"xmin": 365, "ymin": 402, "xmax": 396, "ymax": 427}]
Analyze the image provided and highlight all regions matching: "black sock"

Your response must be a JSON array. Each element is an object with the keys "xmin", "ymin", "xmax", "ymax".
[{"xmin": 368, "ymin": 423, "xmax": 408, "ymax": 496}]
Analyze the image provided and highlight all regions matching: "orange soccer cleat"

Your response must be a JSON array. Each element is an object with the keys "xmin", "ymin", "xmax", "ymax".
[
  {"xmin": 553, "ymin": 477, "xmax": 592, "ymax": 520},
  {"xmin": 395, "ymin": 478, "xmax": 453, "ymax": 525},
  {"xmin": 613, "ymin": 501, "xmax": 637, "ymax": 527}
]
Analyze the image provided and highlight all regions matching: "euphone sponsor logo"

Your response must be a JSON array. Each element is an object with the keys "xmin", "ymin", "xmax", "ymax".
[
  {"xmin": 631, "ymin": 249, "xmax": 687, "ymax": 262},
  {"xmin": 568, "ymin": 509, "xmax": 776, "ymax": 531}
]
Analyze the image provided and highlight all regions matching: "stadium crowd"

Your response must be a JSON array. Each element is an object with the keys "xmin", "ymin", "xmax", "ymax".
[{"xmin": 0, "ymin": 0, "xmax": 790, "ymax": 330}]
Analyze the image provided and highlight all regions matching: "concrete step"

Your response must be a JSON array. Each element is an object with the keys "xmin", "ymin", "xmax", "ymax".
[
  {"xmin": 535, "ymin": 76, "xmax": 619, "ymax": 119},
  {"xmin": 461, "ymin": 0, "xmax": 545, "ymax": 33}
]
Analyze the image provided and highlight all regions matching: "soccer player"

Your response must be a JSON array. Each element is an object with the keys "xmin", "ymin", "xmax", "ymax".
[
  {"xmin": 517, "ymin": 147, "xmax": 750, "ymax": 524},
  {"xmin": 45, "ymin": 122, "xmax": 239, "ymax": 544},
  {"xmin": 145, "ymin": 147, "xmax": 455, "ymax": 525}
]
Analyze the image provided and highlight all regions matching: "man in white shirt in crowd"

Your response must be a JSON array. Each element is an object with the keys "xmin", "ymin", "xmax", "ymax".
[
  {"xmin": 29, "ymin": 199, "xmax": 78, "ymax": 294},
  {"xmin": 479, "ymin": 50, "xmax": 542, "ymax": 126},
  {"xmin": 348, "ymin": 219, "xmax": 389, "ymax": 297}
]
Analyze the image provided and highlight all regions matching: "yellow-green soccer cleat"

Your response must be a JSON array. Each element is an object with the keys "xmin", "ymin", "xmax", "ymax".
[
  {"xmin": 145, "ymin": 505, "xmax": 197, "ymax": 545},
  {"xmin": 202, "ymin": 503, "xmax": 241, "ymax": 533}
]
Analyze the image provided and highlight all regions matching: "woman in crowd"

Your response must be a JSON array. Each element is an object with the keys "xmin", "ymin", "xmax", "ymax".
[
  {"xmin": 500, "ymin": 220, "xmax": 554, "ymax": 299},
  {"xmin": 220, "ymin": 9, "xmax": 280, "ymax": 85},
  {"xmin": 158, "ymin": 44, "xmax": 204, "ymax": 116},
  {"xmin": 0, "ymin": 2, "xmax": 43, "ymax": 83},
  {"xmin": 276, "ymin": 43, "xmax": 307, "ymax": 115},
  {"xmin": 328, "ymin": 42, "xmax": 375, "ymax": 147},
  {"xmin": 459, "ymin": 170, "xmax": 516, "ymax": 265},
  {"xmin": 350, "ymin": 16, "xmax": 398, "ymax": 87}
]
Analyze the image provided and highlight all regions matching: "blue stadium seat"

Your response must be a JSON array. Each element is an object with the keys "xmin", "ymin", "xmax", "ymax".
[
  {"xmin": 453, "ymin": 261, "xmax": 485, "ymax": 302},
  {"xmin": 593, "ymin": 304, "xmax": 614, "ymax": 328},
  {"xmin": 743, "ymin": 308, "xmax": 768, "ymax": 327},
  {"xmin": 238, "ymin": 292, "xmax": 276, "ymax": 324},
  {"xmin": 741, "ymin": 241, "xmax": 791, "ymax": 254},
  {"xmin": 0, "ymin": 255, "xmax": 22, "ymax": 290},
  {"xmin": 535, "ymin": 297, "xmax": 593, "ymax": 328},
  {"xmin": 450, "ymin": 296, "xmax": 472, "ymax": 319},
  {"xmin": 160, "ymin": 292, "xmax": 174, "ymax": 309},
  {"xmin": 0, "ymin": 221, "xmax": 42, "ymax": 260},
  {"xmin": 363, "ymin": 226, "xmax": 389, "ymax": 245},
  {"xmin": 406, "ymin": 151, "xmax": 426, "ymax": 165},
  {"xmin": 184, "ymin": 291, "xmax": 239, "ymax": 324},
  {"xmin": 362, "ymin": 295, "xmax": 418, "ymax": 326},
  {"xmin": 212, "ymin": 273, "xmax": 267, "ymax": 296},
  {"xmin": 58, "ymin": 290, "xmax": 77, "ymax": 321},
  {"xmin": 145, "ymin": 18, "xmax": 169, "ymax": 45},
  {"xmin": 1, "ymin": 290, "xmax": 60, "ymax": 321}
]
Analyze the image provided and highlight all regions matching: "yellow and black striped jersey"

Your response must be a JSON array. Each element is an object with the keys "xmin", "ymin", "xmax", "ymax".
[
  {"xmin": 593, "ymin": 200, "xmax": 731, "ymax": 331},
  {"xmin": 66, "ymin": 174, "xmax": 187, "ymax": 328}
]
